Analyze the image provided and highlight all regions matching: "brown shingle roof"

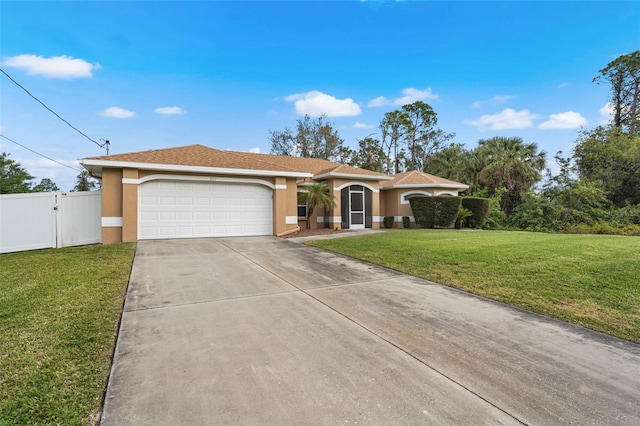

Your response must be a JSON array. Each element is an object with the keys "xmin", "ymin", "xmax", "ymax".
[
  {"xmin": 380, "ymin": 170, "xmax": 468, "ymax": 188},
  {"xmin": 83, "ymin": 144, "xmax": 389, "ymax": 178}
]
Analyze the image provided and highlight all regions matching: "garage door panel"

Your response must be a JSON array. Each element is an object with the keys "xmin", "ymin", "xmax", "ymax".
[
  {"xmin": 157, "ymin": 182, "xmax": 176, "ymax": 191},
  {"xmin": 158, "ymin": 197, "xmax": 176, "ymax": 206},
  {"xmin": 140, "ymin": 211, "xmax": 157, "ymax": 221},
  {"xmin": 177, "ymin": 226, "xmax": 194, "ymax": 235},
  {"xmin": 195, "ymin": 211, "xmax": 210, "ymax": 221},
  {"xmin": 139, "ymin": 181, "xmax": 273, "ymax": 239},
  {"xmin": 159, "ymin": 226, "xmax": 176, "ymax": 236},
  {"xmin": 140, "ymin": 196, "xmax": 157, "ymax": 206}
]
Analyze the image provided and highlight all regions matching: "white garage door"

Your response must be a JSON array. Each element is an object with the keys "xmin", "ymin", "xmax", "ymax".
[{"xmin": 139, "ymin": 180, "xmax": 273, "ymax": 239}]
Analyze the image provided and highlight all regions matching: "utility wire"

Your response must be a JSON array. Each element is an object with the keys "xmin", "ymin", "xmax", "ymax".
[
  {"xmin": 0, "ymin": 67, "xmax": 108, "ymax": 152},
  {"xmin": 0, "ymin": 133, "xmax": 83, "ymax": 172}
]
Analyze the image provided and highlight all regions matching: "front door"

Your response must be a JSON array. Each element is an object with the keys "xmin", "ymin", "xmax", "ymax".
[{"xmin": 350, "ymin": 189, "xmax": 365, "ymax": 230}]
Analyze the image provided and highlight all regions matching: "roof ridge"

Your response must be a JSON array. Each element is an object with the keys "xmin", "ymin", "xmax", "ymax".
[
  {"xmin": 85, "ymin": 143, "xmax": 207, "ymax": 160},
  {"xmin": 217, "ymin": 149, "xmax": 302, "ymax": 173}
]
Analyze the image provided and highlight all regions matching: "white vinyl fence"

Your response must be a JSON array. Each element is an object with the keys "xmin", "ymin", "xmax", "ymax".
[{"xmin": 0, "ymin": 191, "xmax": 101, "ymax": 254}]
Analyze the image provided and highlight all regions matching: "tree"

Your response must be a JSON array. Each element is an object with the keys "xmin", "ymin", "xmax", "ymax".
[
  {"xmin": 32, "ymin": 178, "xmax": 59, "ymax": 192},
  {"xmin": 379, "ymin": 109, "xmax": 409, "ymax": 173},
  {"xmin": 378, "ymin": 102, "xmax": 453, "ymax": 173},
  {"xmin": 351, "ymin": 136, "xmax": 388, "ymax": 172},
  {"xmin": 297, "ymin": 183, "xmax": 336, "ymax": 229},
  {"xmin": 594, "ymin": 50, "xmax": 640, "ymax": 134},
  {"xmin": 475, "ymin": 137, "xmax": 546, "ymax": 215},
  {"xmin": 71, "ymin": 170, "xmax": 98, "ymax": 192},
  {"xmin": 269, "ymin": 115, "xmax": 346, "ymax": 161},
  {"xmin": 573, "ymin": 125, "xmax": 640, "ymax": 206},
  {"xmin": 424, "ymin": 143, "xmax": 472, "ymax": 185},
  {"xmin": 1, "ymin": 152, "xmax": 34, "ymax": 194},
  {"xmin": 401, "ymin": 101, "xmax": 453, "ymax": 171},
  {"xmin": 268, "ymin": 128, "xmax": 295, "ymax": 156}
]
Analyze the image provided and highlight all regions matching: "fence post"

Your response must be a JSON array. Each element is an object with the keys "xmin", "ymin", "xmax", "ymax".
[{"xmin": 55, "ymin": 191, "xmax": 63, "ymax": 248}]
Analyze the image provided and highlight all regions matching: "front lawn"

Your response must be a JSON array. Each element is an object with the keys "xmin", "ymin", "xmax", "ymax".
[
  {"xmin": 308, "ymin": 230, "xmax": 640, "ymax": 343},
  {"xmin": 0, "ymin": 243, "xmax": 136, "ymax": 425}
]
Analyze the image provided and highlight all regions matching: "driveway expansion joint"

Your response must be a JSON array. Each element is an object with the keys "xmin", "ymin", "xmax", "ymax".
[
  {"xmin": 125, "ymin": 289, "xmax": 302, "ymax": 312},
  {"xmin": 219, "ymin": 239, "xmax": 528, "ymax": 425}
]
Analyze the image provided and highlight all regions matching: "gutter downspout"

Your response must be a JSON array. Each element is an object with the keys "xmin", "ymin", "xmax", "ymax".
[{"xmin": 276, "ymin": 226, "xmax": 300, "ymax": 237}]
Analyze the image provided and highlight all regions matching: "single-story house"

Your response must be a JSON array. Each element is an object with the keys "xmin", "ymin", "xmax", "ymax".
[{"xmin": 80, "ymin": 144, "xmax": 468, "ymax": 244}]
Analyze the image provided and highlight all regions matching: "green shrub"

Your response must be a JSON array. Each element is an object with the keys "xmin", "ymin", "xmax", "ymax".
[
  {"xmin": 510, "ymin": 192, "xmax": 565, "ymax": 232},
  {"xmin": 462, "ymin": 197, "xmax": 491, "ymax": 228},
  {"xmin": 607, "ymin": 204, "xmax": 640, "ymax": 226},
  {"xmin": 477, "ymin": 188, "xmax": 510, "ymax": 229},
  {"xmin": 410, "ymin": 196, "xmax": 461, "ymax": 228},
  {"xmin": 402, "ymin": 216, "xmax": 411, "ymax": 228},
  {"xmin": 383, "ymin": 216, "xmax": 394, "ymax": 229},
  {"xmin": 564, "ymin": 222, "xmax": 640, "ymax": 236},
  {"xmin": 455, "ymin": 208, "xmax": 473, "ymax": 229}
]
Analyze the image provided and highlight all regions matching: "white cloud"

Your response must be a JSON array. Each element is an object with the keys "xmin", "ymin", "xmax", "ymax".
[
  {"xmin": 101, "ymin": 106, "xmax": 137, "ymax": 119},
  {"xmin": 368, "ymin": 87, "xmax": 439, "ymax": 108},
  {"xmin": 471, "ymin": 94, "xmax": 514, "ymax": 109},
  {"xmin": 154, "ymin": 106, "xmax": 186, "ymax": 115},
  {"xmin": 558, "ymin": 82, "xmax": 570, "ymax": 89},
  {"xmin": 284, "ymin": 90, "xmax": 361, "ymax": 117},
  {"xmin": 353, "ymin": 121, "xmax": 373, "ymax": 129},
  {"xmin": 465, "ymin": 108, "xmax": 539, "ymax": 130},
  {"xmin": 538, "ymin": 111, "xmax": 587, "ymax": 130},
  {"xmin": 367, "ymin": 96, "xmax": 391, "ymax": 107},
  {"xmin": 599, "ymin": 102, "xmax": 614, "ymax": 124},
  {"xmin": 248, "ymin": 147, "xmax": 261, "ymax": 154},
  {"xmin": 1, "ymin": 54, "xmax": 101, "ymax": 79},
  {"xmin": 393, "ymin": 87, "xmax": 439, "ymax": 105}
]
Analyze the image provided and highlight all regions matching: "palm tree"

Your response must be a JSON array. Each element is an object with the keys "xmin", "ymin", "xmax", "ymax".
[
  {"xmin": 424, "ymin": 143, "xmax": 472, "ymax": 184},
  {"xmin": 298, "ymin": 182, "xmax": 336, "ymax": 229},
  {"xmin": 475, "ymin": 137, "xmax": 546, "ymax": 215}
]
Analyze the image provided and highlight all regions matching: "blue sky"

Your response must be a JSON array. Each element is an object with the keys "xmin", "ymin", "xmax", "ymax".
[{"xmin": 1, "ymin": 1, "xmax": 639, "ymax": 191}]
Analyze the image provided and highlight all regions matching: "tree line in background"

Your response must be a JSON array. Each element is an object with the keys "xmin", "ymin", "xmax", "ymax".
[
  {"xmin": 0, "ymin": 152, "xmax": 97, "ymax": 194},
  {"xmin": 271, "ymin": 50, "xmax": 640, "ymax": 235}
]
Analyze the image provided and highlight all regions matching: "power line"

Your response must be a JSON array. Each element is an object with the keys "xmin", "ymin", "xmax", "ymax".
[
  {"xmin": 0, "ymin": 133, "xmax": 83, "ymax": 172},
  {"xmin": 0, "ymin": 67, "xmax": 109, "ymax": 153}
]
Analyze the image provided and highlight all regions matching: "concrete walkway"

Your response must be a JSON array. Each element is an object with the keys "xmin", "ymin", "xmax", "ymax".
[{"xmin": 101, "ymin": 237, "xmax": 640, "ymax": 425}]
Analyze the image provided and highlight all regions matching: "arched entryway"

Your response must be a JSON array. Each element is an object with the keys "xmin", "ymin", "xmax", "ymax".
[{"xmin": 340, "ymin": 185, "xmax": 372, "ymax": 229}]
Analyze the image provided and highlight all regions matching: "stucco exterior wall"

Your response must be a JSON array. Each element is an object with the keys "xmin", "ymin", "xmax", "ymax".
[
  {"xmin": 122, "ymin": 168, "xmax": 139, "ymax": 242},
  {"xmin": 274, "ymin": 176, "xmax": 300, "ymax": 236},
  {"xmin": 96, "ymin": 164, "xmax": 463, "ymax": 242},
  {"xmin": 98, "ymin": 168, "xmax": 300, "ymax": 242},
  {"xmin": 380, "ymin": 188, "xmax": 436, "ymax": 228},
  {"xmin": 328, "ymin": 179, "xmax": 382, "ymax": 230},
  {"xmin": 101, "ymin": 168, "xmax": 123, "ymax": 244}
]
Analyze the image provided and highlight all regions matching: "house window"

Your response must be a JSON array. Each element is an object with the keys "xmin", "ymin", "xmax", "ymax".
[
  {"xmin": 401, "ymin": 191, "xmax": 432, "ymax": 204},
  {"xmin": 298, "ymin": 203, "xmax": 307, "ymax": 218}
]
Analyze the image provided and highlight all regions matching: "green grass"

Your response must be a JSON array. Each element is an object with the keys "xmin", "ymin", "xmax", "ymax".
[
  {"xmin": 308, "ymin": 230, "xmax": 640, "ymax": 343},
  {"xmin": 0, "ymin": 243, "xmax": 136, "ymax": 425}
]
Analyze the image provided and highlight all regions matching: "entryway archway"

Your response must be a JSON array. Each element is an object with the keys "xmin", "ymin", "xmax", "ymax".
[{"xmin": 340, "ymin": 185, "xmax": 372, "ymax": 229}]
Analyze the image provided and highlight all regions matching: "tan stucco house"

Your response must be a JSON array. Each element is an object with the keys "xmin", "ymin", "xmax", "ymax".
[{"xmin": 80, "ymin": 144, "xmax": 468, "ymax": 244}]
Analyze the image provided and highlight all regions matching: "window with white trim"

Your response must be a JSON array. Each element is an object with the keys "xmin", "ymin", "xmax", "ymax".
[{"xmin": 401, "ymin": 191, "xmax": 432, "ymax": 204}]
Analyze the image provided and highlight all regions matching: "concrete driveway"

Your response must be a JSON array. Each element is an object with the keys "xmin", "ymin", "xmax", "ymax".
[{"xmin": 101, "ymin": 236, "xmax": 640, "ymax": 425}]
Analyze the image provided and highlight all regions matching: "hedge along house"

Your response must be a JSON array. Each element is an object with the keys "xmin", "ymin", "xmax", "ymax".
[
  {"xmin": 80, "ymin": 144, "xmax": 468, "ymax": 244},
  {"xmin": 380, "ymin": 171, "xmax": 469, "ymax": 228}
]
